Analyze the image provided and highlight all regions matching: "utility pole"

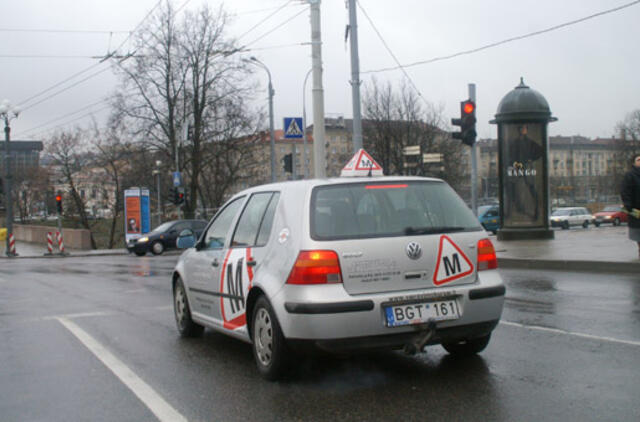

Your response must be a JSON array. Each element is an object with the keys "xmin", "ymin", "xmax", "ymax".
[
  {"xmin": 469, "ymin": 83, "xmax": 478, "ymax": 216},
  {"xmin": 309, "ymin": 0, "xmax": 326, "ymax": 178},
  {"xmin": 302, "ymin": 67, "xmax": 312, "ymax": 179},
  {"xmin": 347, "ymin": 0, "xmax": 363, "ymax": 152}
]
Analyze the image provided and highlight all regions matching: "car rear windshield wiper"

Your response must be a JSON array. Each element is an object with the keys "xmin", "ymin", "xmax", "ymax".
[{"xmin": 404, "ymin": 226, "xmax": 467, "ymax": 235}]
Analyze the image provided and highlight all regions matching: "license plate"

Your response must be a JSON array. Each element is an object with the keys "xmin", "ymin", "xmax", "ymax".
[{"xmin": 385, "ymin": 300, "xmax": 460, "ymax": 327}]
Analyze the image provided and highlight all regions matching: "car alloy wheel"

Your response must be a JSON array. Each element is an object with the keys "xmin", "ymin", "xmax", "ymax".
[
  {"xmin": 173, "ymin": 278, "xmax": 204, "ymax": 337},
  {"xmin": 254, "ymin": 307, "xmax": 273, "ymax": 367},
  {"xmin": 151, "ymin": 241, "xmax": 164, "ymax": 255},
  {"xmin": 251, "ymin": 296, "xmax": 288, "ymax": 380}
]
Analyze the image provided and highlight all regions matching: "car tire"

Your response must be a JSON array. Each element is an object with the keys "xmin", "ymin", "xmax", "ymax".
[
  {"xmin": 562, "ymin": 221, "xmax": 569, "ymax": 230},
  {"xmin": 251, "ymin": 296, "xmax": 289, "ymax": 381},
  {"xmin": 582, "ymin": 220, "xmax": 589, "ymax": 228},
  {"xmin": 594, "ymin": 221, "xmax": 600, "ymax": 227},
  {"xmin": 614, "ymin": 218, "xmax": 620, "ymax": 226},
  {"xmin": 151, "ymin": 241, "xmax": 165, "ymax": 255},
  {"xmin": 173, "ymin": 277, "xmax": 204, "ymax": 337},
  {"xmin": 134, "ymin": 251, "xmax": 146, "ymax": 257},
  {"xmin": 442, "ymin": 334, "xmax": 491, "ymax": 356}
]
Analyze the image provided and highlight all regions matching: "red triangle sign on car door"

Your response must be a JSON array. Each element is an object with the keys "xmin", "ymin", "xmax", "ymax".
[{"xmin": 433, "ymin": 235, "xmax": 474, "ymax": 285}]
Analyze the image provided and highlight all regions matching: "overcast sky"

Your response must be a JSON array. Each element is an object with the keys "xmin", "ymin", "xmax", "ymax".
[{"xmin": 2, "ymin": 0, "xmax": 639, "ymax": 142}]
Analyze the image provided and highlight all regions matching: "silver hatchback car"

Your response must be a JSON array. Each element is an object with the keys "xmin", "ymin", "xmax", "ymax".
[{"xmin": 172, "ymin": 176, "xmax": 505, "ymax": 380}]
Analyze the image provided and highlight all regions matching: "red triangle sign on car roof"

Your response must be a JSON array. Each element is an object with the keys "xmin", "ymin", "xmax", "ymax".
[{"xmin": 341, "ymin": 149, "xmax": 383, "ymax": 177}]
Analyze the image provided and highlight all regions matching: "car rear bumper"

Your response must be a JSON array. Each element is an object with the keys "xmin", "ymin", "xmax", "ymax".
[
  {"xmin": 271, "ymin": 271, "xmax": 505, "ymax": 345},
  {"xmin": 287, "ymin": 320, "xmax": 500, "ymax": 354}
]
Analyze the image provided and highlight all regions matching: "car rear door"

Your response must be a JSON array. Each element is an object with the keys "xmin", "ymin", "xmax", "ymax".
[{"xmin": 217, "ymin": 192, "xmax": 280, "ymax": 331}]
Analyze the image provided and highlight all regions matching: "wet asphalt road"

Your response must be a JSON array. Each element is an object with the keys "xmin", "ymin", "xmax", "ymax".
[{"xmin": 0, "ymin": 255, "xmax": 638, "ymax": 422}]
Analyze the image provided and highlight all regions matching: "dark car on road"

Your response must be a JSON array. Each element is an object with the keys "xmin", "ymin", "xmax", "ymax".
[{"xmin": 128, "ymin": 219, "xmax": 207, "ymax": 256}]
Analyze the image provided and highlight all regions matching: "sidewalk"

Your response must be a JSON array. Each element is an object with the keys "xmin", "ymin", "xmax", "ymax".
[
  {"xmin": 1, "ymin": 226, "xmax": 638, "ymax": 273},
  {"xmin": 493, "ymin": 225, "xmax": 640, "ymax": 273}
]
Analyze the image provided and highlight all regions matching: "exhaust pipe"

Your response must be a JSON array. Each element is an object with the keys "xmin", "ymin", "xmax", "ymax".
[{"xmin": 404, "ymin": 319, "xmax": 437, "ymax": 355}]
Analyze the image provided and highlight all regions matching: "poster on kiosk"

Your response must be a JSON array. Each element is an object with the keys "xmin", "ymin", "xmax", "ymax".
[{"xmin": 124, "ymin": 188, "xmax": 151, "ymax": 244}]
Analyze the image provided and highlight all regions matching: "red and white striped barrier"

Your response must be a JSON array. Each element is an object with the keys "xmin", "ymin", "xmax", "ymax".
[
  {"xmin": 7, "ymin": 233, "xmax": 17, "ymax": 256},
  {"xmin": 45, "ymin": 232, "xmax": 54, "ymax": 255},
  {"xmin": 56, "ymin": 231, "xmax": 66, "ymax": 255}
]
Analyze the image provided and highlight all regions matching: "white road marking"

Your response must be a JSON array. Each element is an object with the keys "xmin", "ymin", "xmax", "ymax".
[
  {"xmin": 57, "ymin": 317, "xmax": 188, "ymax": 422},
  {"xmin": 151, "ymin": 305, "xmax": 173, "ymax": 312},
  {"xmin": 43, "ymin": 311, "xmax": 113, "ymax": 321},
  {"xmin": 500, "ymin": 320, "xmax": 640, "ymax": 347}
]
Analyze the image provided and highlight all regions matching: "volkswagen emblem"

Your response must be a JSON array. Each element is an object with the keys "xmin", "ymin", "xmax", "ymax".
[{"xmin": 406, "ymin": 242, "xmax": 422, "ymax": 260}]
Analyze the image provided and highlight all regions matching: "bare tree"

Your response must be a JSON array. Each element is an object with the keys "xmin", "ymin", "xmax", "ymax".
[
  {"xmin": 90, "ymin": 118, "xmax": 133, "ymax": 248},
  {"xmin": 614, "ymin": 109, "xmax": 640, "ymax": 188},
  {"xmin": 47, "ymin": 129, "xmax": 97, "ymax": 249},
  {"xmin": 362, "ymin": 78, "xmax": 466, "ymax": 190},
  {"xmin": 112, "ymin": 1, "xmax": 258, "ymax": 218}
]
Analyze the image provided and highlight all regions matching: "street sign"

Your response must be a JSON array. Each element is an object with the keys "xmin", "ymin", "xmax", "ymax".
[
  {"xmin": 283, "ymin": 117, "xmax": 303, "ymax": 139},
  {"xmin": 173, "ymin": 171, "xmax": 182, "ymax": 187},
  {"xmin": 423, "ymin": 153, "xmax": 443, "ymax": 163},
  {"xmin": 403, "ymin": 145, "xmax": 420, "ymax": 155}
]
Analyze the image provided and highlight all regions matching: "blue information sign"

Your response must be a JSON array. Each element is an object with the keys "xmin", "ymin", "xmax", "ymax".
[
  {"xmin": 283, "ymin": 117, "xmax": 303, "ymax": 139},
  {"xmin": 173, "ymin": 171, "xmax": 182, "ymax": 187}
]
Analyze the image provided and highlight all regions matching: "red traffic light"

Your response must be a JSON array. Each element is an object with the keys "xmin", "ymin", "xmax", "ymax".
[
  {"xmin": 463, "ymin": 101, "xmax": 475, "ymax": 114},
  {"xmin": 55, "ymin": 195, "xmax": 62, "ymax": 202}
]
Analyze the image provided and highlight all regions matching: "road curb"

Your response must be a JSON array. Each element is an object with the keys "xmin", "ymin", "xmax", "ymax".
[
  {"xmin": 0, "ymin": 249, "xmax": 184, "ymax": 259},
  {"xmin": 498, "ymin": 257, "xmax": 640, "ymax": 274}
]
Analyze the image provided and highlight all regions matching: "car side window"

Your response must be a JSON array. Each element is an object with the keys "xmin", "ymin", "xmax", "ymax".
[
  {"xmin": 231, "ymin": 192, "xmax": 279, "ymax": 247},
  {"xmin": 256, "ymin": 193, "xmax": 280, "ymax": 246},
  {"xmin": 173, "ymin": 222, "xmax": 189, "ymax": 233},
  {"xmin": 202, "ymin": 197, "xmax": 244, "ymax": 250}
]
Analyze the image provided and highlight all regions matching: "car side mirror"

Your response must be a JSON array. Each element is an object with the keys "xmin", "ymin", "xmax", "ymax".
[{"xmin": 177, "ymin": 229, "xmax": 196, "ymax": 249}]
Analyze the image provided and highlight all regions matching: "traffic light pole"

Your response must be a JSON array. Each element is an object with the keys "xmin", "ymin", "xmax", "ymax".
[{"xmin": 469, "ymin": 83, "xmax": 478, "ymax": 216}]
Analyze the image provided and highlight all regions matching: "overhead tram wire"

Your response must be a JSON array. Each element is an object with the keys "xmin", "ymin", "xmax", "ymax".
[
  {"xmin": 0, "ymin": 28, "xmax": 129, "ymax": 34},
  {"xmin": 16, "ymin": 0, "xmax": 163, "ymax": 109},
  {"xmin": 356, "ymin": 1, "xmax": 429, "ymax": 107},
  {"xmin": 19, "ymin": 67, "xmax": 113, "ymax": 112},
  {"xmin": 237, "ymin": 0, "xmax": 295, "ymax": 40},
  {"xmin": 362, "ymin": 0, "xmax": 640, "ymax": 75},
  {"xmin": 241, "ymin": 7, "xmax": 308, "ymax": 49},
  {"xmin": 27, "ymin": 104, "xmax": 113, "ymax": 140},
  {"xmin": 16, "ymin": 98, "xmax": 111, "ymax": 137}
]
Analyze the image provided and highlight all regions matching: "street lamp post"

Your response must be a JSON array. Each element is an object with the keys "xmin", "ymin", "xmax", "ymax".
[
  {"xmin": 152, "ymin": 160, "xmax": 162, "ymax": 227},
  {"xmin": 302, "ymin": 68, "xmax": 312, "ymax": 179},
  {"xmin": 0, "ymin": 99, "xmax": 20, "ymax": 257},
  {"xmin": 250, "ymin": 57, "xmax": 276, "ymax": 183}
]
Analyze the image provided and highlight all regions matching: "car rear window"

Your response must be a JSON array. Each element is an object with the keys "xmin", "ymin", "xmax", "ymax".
[{"xmin": 311, "ymin": 181, "xmax": 482, "ymax": 240}]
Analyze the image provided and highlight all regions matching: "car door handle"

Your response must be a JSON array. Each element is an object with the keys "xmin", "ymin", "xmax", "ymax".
[
  {"xmin": 247, "ymin": 259, "xmax": 257, "ymax": 267},
  {"xmin": 211, "ymin": 258, "xmax": 219, "ymax": 267}
]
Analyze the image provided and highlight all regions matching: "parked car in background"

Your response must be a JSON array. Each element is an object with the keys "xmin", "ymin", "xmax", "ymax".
[
  {"xmin": 477, "ymin": 204, "xmax": 500, "ymax": 234},
  {"xmin": 128, "ymin": 219, "xmax": 207, "ymax": 256},
  {"xmin": 550, "ymin": 207, "xmax": 595, "ymax": 229},
  {"xmin": 594, "ymin": 205, "xmax": 627, "ymax": 226},
  {"xmin": 171, "ymin": 177, "xmax": 505, "ymax": 380}
]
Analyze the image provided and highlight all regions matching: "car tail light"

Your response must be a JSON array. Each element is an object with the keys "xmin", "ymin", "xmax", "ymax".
[
  {"xmin": 286, "ymin": 250, "xmax": 343, "ymax": 285},
  {"xmin": 477, "ymin": 238, "xmax": 497, "ymax": 271}
]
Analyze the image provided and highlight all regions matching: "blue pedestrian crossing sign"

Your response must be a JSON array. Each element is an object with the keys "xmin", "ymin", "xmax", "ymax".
[
  {"xmin": 173, "ymin": 171, "xmax": 182, "ymax": 187},
  {"xmin": 283, "ymin": 117, "xmax": 303, "ymax": 139}
]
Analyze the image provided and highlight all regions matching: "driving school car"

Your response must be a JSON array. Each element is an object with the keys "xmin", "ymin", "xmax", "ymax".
[{"xmin": 172, "ymin": 174, "xmax": 505, "ymax": 380}]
